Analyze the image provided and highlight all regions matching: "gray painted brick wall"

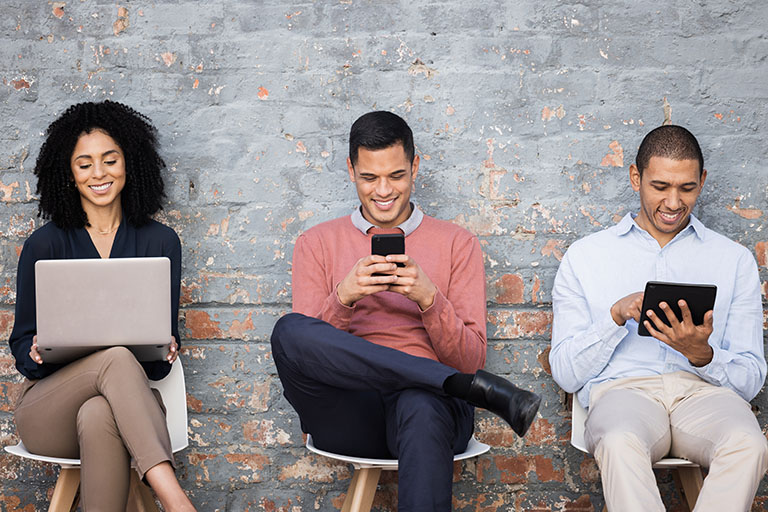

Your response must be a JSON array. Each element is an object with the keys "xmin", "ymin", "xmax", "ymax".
[{"xmin": 1, "ymin": 1, "xmax": 767, "ymax": 510}]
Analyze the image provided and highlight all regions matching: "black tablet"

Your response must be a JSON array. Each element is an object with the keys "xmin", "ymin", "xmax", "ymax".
[{"xmin": 637, "ymin": 281, "xmax": 717, "ymax": 337}]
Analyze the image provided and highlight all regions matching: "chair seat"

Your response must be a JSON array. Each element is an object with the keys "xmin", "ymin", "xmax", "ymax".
[
  {"xmin": 306, "ymin": 434, "xmax": 490, "ymax": 470},
  {"xmin": 4, "ymin": 442, "xmax": 80, "ymax": 467}
]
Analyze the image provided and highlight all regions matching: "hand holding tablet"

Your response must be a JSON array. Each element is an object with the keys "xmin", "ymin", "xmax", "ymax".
[
  {"xmin": 637, "ymin": 281, "xmax": 717, "ymax": 336},
  {"xmin": 637, "ymin": 281, "xmax": 717, "ymax": 367}
]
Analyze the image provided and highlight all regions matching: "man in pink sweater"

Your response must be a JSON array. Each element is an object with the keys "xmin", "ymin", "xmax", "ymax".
[{"xmin": 271, "ymin": 111, "xmax": 541, "ymax": 511}]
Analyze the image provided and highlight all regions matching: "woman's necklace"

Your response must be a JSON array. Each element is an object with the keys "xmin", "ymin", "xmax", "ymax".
[{"xmin": 89, "ymin": 223, "xmax": 119, "ymax": 236}]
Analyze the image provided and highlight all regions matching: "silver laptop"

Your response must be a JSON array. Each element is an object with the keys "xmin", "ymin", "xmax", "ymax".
[{"xmin": 35, "ymin": 257, "xmax": 172, "ymax": 363}]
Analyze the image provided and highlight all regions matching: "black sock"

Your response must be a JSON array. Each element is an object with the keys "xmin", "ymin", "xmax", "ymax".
[{"xmin": 443, "ymin": 373, "xmax": 474, "ymax": 400}]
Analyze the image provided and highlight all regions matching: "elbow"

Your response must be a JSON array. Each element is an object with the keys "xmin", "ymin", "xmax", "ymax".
[{"xmin": 548, "ymin": 352, "xmax": 581, "ymax": 393}]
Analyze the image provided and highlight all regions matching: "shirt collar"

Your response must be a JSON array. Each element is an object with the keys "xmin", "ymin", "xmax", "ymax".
[
  {"xmin": 618, "ymin": 212, "xmax": 706, "ymax": 241},
  {"xmin": 350, "ymin": 203, "xmax": 424, "ymax": 236}
]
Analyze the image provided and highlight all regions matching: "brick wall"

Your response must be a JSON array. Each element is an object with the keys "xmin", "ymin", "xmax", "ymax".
[{"xmin": 1, "ymin": 1, "xmax": 767, "ymax": 510}]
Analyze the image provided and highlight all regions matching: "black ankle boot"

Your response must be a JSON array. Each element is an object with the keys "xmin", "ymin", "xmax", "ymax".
[{"xmin": 466, "ymin": 370, "xmax": 542, "ymax": 437}]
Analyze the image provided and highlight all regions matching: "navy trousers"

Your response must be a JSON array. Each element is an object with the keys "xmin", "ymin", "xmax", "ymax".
[{"xmin": 271, "ymin": 313, "xmax": 475, "ymax": 512}]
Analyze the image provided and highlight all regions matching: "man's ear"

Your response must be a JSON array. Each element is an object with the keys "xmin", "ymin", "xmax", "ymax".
[
  {"xmin": 629, "ymin": 164, "xmax": 641, "ymax": 192},
  {"xmin": 347, "ymin": 157, "xmax": 355, "ymax": 182},
  {"xmin": 699, "ymin": 168, "xmax": 707, "ymax": 189},
  {"xmin": 411, "ymin": 154, "xmax": 420, "ymax": 182}
]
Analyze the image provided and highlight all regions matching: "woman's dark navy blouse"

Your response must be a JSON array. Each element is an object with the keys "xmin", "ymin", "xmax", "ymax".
[{"xmin": 8, "ymin": 219, "xmax": 182, "ymax": 381}]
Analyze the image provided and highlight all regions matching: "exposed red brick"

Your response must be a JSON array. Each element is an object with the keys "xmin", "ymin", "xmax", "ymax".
[
  {"xmin": 475, "ymin": 416, "xmax": 516, "ymax": 448},
  {"xmin": 52, "ymin": 3, "xmax": 65, "ymax": 19},
  {"xmin": 0, "ymin": 494, "xmax": 34, "ymax": 512},
  {"xmin": 227, "ymin": 311, "xmax": 255, "ymax": 339},
  {"xmin": 514, "ymin": 310, "xmax": 552, "ymax": 337},
  {"xmin": 11, "ymin": 79, "xmax": 30, "ymax": 90},
  {"xmin": 278, "ymin": 454, "xmax": 350, "ymax": 482},
  {"xmin": 524, "ymin": 418, "xmax": 557, "ymax": 446},
  {"xmin": 0, "ymin": 311, "xmax": 14, "ymax": 340},
  {"xmin": 532, "ymin": 274, "xmax": 541, "ymax": 303},
  {"xmin": 564, "ymin": 494, "xmax": 596, "ymax": 511},
  {"xmin": 223, "ymin": 453, "xmax": 270, "ymax": 482},
  {"xmin": 248, "ymin": 377, "xmax": 271, "ymax": 412},
  {"xmin": 600, "ymin": 140, "xmax": 624, "ymax": 167},
  {"xmin": 243, "ymin": 419, "xmax": 290, "ymax": 447},
  {"xmin": 186, "ymin": 392, "xmax": 203, "ymax": 413},
  {"xmin": 185, "ymin": 310, "xmax": 223, "ymax": 339},
  {"xmin": 113, "ymin": 6, "xmax": 129, "ymax": 36},
  {"xmin": 258, "ymin": 87, "xmax": 269, "ymax": 100},
  {"xmin": 756, "ymin": 242, "xmax": 768, "ymax": 267},
  {"xmin": 494, "ymin": 454, "xmax": 563, "ymax": 483},
  {"xmin": 579, "ymin": 457, "xmax": 600, "ymax": 483},
  {"xmin": 541, "ymin": 239, "xmax": 565, "ymax": 261},
  {"xmin": 180, "ymin": 281, "xmax": 201, "ymax": 305},
  {"xmin": 728, "ymin": 199, "xmax": 763, "ymax": 219},
  {"xmin": 537, "ymin": 346, "xmax": 551, "ymax": 375},
  {"xmin": 493, "ymin": 274, "xmax": 524, "ymax": 304}
]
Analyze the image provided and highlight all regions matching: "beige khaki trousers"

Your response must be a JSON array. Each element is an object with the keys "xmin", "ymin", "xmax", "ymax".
[
  {"xmin": 585, "ymin": 371, "xmax": 768, "ymax": 512},
  {"xmin": 14, "ymin": 347, "xmax": 173, "ymax": 511}
]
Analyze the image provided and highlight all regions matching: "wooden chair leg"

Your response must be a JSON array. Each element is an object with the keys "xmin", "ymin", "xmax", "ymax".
[
  {"xmin": 127, "ymin": 470, "xmax": 160, "ymax": 512},
  {"xmin": 48, "ymin": 467, "xmax": 81, "ymax": 512},
  {"xmin": 677, "ymin": 466, "xmax": 703, "ymax": 511},
  {"xmin": 341, "ymin": 467, "xmax": 382, "ymax": 512}
]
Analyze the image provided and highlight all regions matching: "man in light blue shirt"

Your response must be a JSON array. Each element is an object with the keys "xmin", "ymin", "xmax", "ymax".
[{"xmin": 550, "ymin": 125, "xmax": 768, "ymax": 512}]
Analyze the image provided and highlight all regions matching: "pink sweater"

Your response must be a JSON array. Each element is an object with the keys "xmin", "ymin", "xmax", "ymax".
[{"xmin": 292, "ymin": 213, "xmax": 487, "ymax": 373}]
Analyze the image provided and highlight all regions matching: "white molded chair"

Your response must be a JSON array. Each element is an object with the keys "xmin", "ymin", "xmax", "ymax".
[
  {"xmin": 4, "ymin": 358, "xmax": 189, "ymax": 512},
  {"xmin": 306, "ymin": 434, "xmax": 490, "ymax": 512},
  {"xmin": 571, "ymin": 396, "xmax": 703, "ymax": 512}
]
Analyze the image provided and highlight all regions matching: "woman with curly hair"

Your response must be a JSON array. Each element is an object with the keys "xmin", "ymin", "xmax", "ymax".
[{"xmin": 9, "ymin": 100, "xmax": 195, "ymax": 511}]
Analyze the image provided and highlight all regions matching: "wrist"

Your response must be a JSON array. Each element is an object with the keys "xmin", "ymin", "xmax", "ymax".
[
  {"xmin": 336, "ymin": 284, "xmax": 355, "ymax": 307},
  {"xmin": 610, "ymin": 304, "xmax": 625, "ymax": 326},
  {"xmin": 689, "ymin": 345, "xmax": 714, "ymax": 367},
  {"xmin": 418, "ymin": 290, "xmax": 436, "ymax": 311}
]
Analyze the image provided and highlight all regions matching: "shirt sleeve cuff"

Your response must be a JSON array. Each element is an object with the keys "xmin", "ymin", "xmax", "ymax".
[
  {"xmin": 596, "ymin": 310, "xmax": 629, "ymax": 349},
  {"xmin": 328, "ymin": 284, "xmax": 356, "ymax": 319},
  {"xmin": 691, "ymin": 345, "xmax": 725, "ymax": 384},
  {"xmin": 419, "ymin": 287, "xmax": 446, "ymax": 319}
]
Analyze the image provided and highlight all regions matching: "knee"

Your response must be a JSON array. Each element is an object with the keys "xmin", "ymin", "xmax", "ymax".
[
  {"xmin": 717, "ymin": 430, "xmax": 768, "ymax": 468},
  {"xmin": 77, "ymin": 396, "xmax": 116, "ymax": 436},
  {"xmin": 102, "ymin": 346, "xmax": 139, "ymax": 367},
  {"xmin": 271, "ymin": 313, "xmax": 312, "ymax": 359},
  {"xmin": 592, "ymin": 429, "xmax": 651, "ymax": 461},
  {"xmin": 271, "ymin": 313, "xmax": 303, "ymax": 347},
  {"xmin": 394, "ymin": 390, "xmax": 452, "ymax": 440}
]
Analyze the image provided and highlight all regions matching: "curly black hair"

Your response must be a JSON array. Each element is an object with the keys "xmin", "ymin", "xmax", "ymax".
[{"xmin": 34, "ymin": 100, "xmax": 166, "ymax": 229}]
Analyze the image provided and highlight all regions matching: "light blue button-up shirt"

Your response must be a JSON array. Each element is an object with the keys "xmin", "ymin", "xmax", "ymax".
[{"xmin": 550, "ymin": 213, "xmax": 766, "ymax": 409}]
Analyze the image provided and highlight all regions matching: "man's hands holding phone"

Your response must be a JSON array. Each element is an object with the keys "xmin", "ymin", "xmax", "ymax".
[{"xmin": 336, "ymin": 254, "xmax": 437, "ymax": 311}]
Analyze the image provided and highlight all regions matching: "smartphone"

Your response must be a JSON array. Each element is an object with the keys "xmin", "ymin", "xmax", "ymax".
[
  {"xmin": 637, "ymin": 281, "xmax": 717, "ymax": 336},
  {"xmin": 371, "ymin": 234, "xmax": 405, "ymax": 271}
]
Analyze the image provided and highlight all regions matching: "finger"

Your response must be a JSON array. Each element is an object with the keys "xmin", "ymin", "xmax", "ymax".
[
  {"xmin": 678, "ymin": 300, "xmax": 693, "ymax": 324},
  {"xmin": 658, "ymin": 302, "xmax": 681, "ymax": 327},
  {"xmin": 385, "ymin": 254, "xmax": 410, "ymax": 265},
  {"xmin": 644, "ymin": 319, "xmax": 670, "ymax": 344},
  {"xmin": 646, "ymin": 309, "xmax": 671, "ymax": 333},
  {"xmin": 365, "ymin": 273, "xmax": 398, "ymax": 285},
  {"xmin": 702, "ymin": 310, "xmax": 714, "ymax": 331},
  {"xmin": 365, "ymin": 255, "xmax": 389, "ymax": 265},
  {"xmin": 365, "ymin": 262, "xmax": 398, "ymax": 276}
]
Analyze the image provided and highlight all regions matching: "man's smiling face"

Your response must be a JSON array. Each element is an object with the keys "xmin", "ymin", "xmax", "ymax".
[
  {"xmin": 630, "ymin": 155, "xmax": 706, "ymax": 247},
  {"xmin": 347, "ymin": 143, "xmax": 419, "ymax": 229}
]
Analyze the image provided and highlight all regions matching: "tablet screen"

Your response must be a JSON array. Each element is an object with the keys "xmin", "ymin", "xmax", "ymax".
[{"xmin": 637, "ymin": 281, "xmax": 717, "ymax": 337}]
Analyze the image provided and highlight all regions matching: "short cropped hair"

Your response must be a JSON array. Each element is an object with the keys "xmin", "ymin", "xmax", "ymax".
[
  {"xmin": 349, "ymin": 111, "xmax": 415, "ymax": 167},
  {"xmin": 635, "ymin": 125, "xmax": 704, "ymax": 177},
  {"xmin": 34, "ymin": 100, "xmax": 166, "ymax": 229}
]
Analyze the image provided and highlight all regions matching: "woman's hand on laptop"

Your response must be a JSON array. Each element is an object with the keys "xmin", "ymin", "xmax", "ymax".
[
  {"xmin": 29, "ymin": 335, "xmax": 43, "ymax": 365},
  {"xmin": 166, "ymin": 336, "xmax": 178, "ymax": 364}
]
